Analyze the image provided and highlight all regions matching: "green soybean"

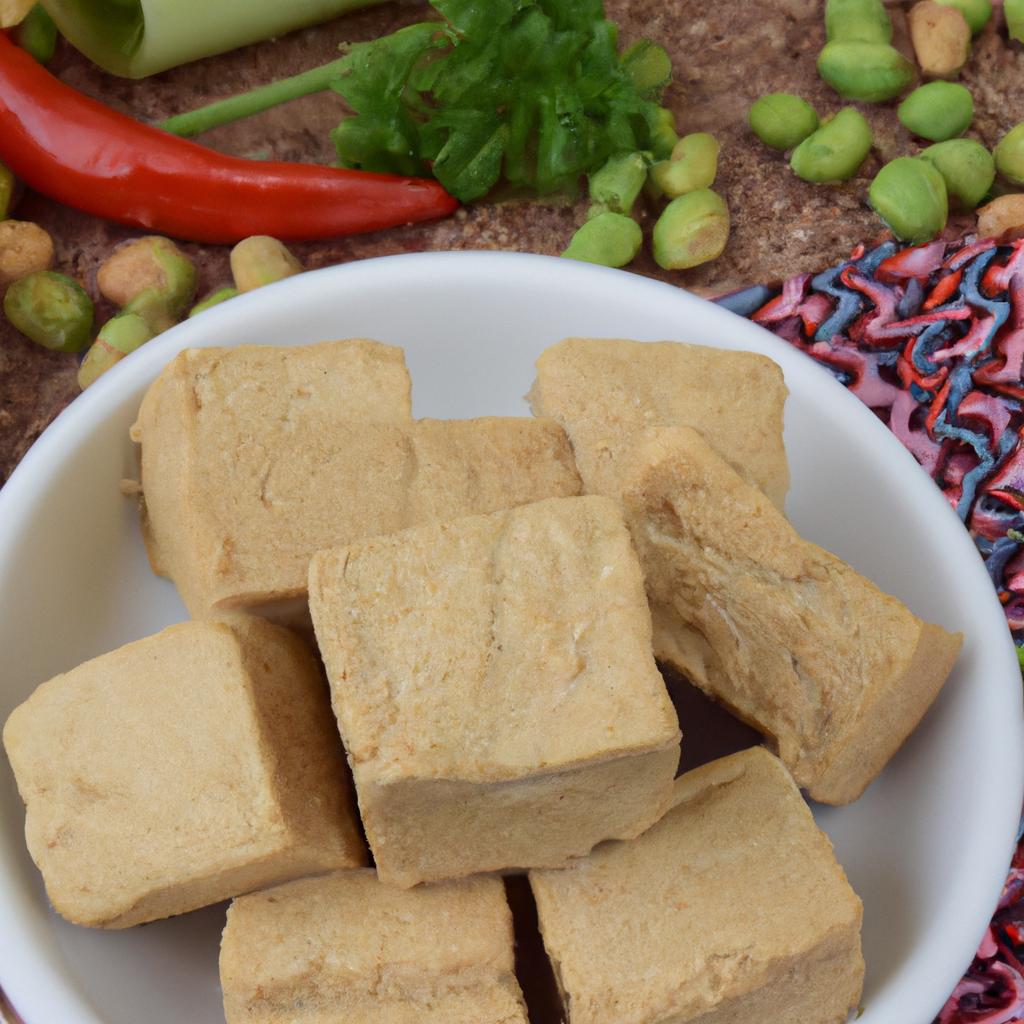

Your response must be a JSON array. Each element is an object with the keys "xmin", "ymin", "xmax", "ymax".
[
  {"xmin": 77, "ymin": 313, "xmax": 155, "ymax": 390},
  {"xmin": 649, "ymin": 133, "xmax": 720, "ymax": 198},
  {"xmin": 920, "ymin": 139, "xmax": 995, "ymax": 209},
  {"xmin": 589, "ymin": 152, "xmax": 648, "ymax": 216},
  {"xmin": 562, "ymin": 212, "xmax": 643, "ymax": 268},
  {"xmin": 869, "ymin": 157, "xmax": 948, "ymax": 242},
  {"xmin": 3, "ymin": 271, "xmax": 94, "ymax": 353},
  {"xmin": 934, "ymin": 0, "xmax": 992, "ymax": 34},
  {"xmin": 995, "ymin": 124, "xmax": 1024, "ymax": 187},
  {"xmin": 1005, "ymin": 0, "xmax": 1024, "ymax": 42},
  {"xmin": 897, "ymin": 82, "xmax": 973, "ymax": 141},
  {"xmin": 0, "ymin": 162, "xmax": 14, "ymax": 221},
  {"xmin": 622, "ymin": 40, "xmax": 673, "ymax": 97},
  {"xmin": 749, "ymin": 94, "xmax": 820, "ymax": 151},
  {"xmin": 649, "ymin": 107, "xmax": 681, "ymax": 161},
  {"xmin": 652, "ymin": 189, "xmax": 730, "ymax": 270},
  {"xmin": 817, "ymin": 41, "xmax": 915, "ymax": 103},
  {"xmin": 189, "ymin": 287, "xmax": 239, "ymax": 318},
  {"xmin": 825, "ymin": 0, "xmax": 893, "ymax": 43},
  {"xmin": 790, "ymin": 107, "xmax": 873, "ymax": 183},
  {"xmin": 15, "ymin": 5, "xmax": 58, "ymax": 64}
]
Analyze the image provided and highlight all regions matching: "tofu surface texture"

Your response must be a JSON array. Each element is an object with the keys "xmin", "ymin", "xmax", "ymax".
[
  {"xmin": 623, "ymin": 427, "xmax": 963, "ymax": 804},
  {"xmin": 220, "ymin": 870, "xmax": 529, "ymax": 1024},
  {"xmin": 309, "ymin": 495, "xmax": 681, "ymax": 887},
  {"xmin": 2, "ymin": 618, "xmax": 366, "ymax": 928},
  {"xmin": 133, "ymin": 339, "xmax": 581, "ymax": 620},
  {"xmin": 528, "ymin": 337, "xmax": 789, "ymax": 509},
  {"xmin": 529, "ymin": 747, "xmax": 865, "ymax": 1024}
]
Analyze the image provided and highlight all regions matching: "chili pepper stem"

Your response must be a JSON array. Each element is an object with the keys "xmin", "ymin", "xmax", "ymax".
[{"xmin": 158, "ymin": 56, "xmax": 350, "ymax": 138}]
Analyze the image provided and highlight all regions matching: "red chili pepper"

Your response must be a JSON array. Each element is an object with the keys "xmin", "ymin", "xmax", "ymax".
[{"xmin": 0, "ymin": 34, "xmax": 458, "ymax": 244}]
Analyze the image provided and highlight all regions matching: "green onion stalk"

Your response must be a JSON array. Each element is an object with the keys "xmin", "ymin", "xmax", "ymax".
[{"xmin": 39, "ymin": 0, "xmax": 384, "ymax": 78}]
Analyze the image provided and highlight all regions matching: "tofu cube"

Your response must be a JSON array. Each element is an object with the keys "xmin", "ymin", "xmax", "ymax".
[
  {"xmin": 529, "ymin": 747, "xmax": 865, "ymax": 1024},
  {"xmin": 529, "ymin": 337, "xmax": 790, "ymax": 509},
  {"xmin": 309, "ymin": 495, "xmax": 681, "ymax": 887},
  {"xmin": 3, "ymin": 619, "xmax": 366, "ymax": 928},
  {"xmin": 623, "ymin": 427, "xmax": 962, "ymax": 804},
  {"xmin": 220, "ymin": 870, "xmax": 529, "ymax": 1024},
  {"xmin": 134, "ymin": 338, "xmax": 580, "ymax": 623}
]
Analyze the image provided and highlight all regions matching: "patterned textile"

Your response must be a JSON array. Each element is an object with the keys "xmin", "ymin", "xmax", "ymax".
[{"xmin": 715, "ymin": 236, "xmax": 1024, "ymax": 1023}]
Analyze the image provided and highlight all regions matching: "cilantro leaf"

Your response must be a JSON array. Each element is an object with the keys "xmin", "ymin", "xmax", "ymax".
[{"xmin": 331, "ymin": 0, "xmax": 672, "ymax": 203}]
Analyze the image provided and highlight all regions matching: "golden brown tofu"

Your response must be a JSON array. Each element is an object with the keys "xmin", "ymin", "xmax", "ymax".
[
  {"xmin": 528, "ymin": 337, "xmax": 789, "ymax": 508},
  {"xmin": 133, "ymin": 339, "xmax": 414, "ymax": 620},
  {"xmin": 3, "ymin": 619, "xmax": 366, "ymax": 928},
  {"xmin": 134, "ymin": 337, "xmax": 581, "ymax": 622},
  {"xmin": 529, "ymin": 748, "xmax": 864, "ymax": 1024},
  {"xmin": 623, "ymin": 427, "xmax": 963, "ymax": 804},
  {"xmin": 309, "ymin": 496, "xmax": 681, "ymax": 888},
  {"xmin": 220, "ymin": 871, "xmax": 529, "ymax": 1024}
]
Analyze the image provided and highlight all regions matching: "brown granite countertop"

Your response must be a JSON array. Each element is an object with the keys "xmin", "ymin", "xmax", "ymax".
[{"xmin": 1, "ymin": 0, "xmax": 1021, "ymax": 484}]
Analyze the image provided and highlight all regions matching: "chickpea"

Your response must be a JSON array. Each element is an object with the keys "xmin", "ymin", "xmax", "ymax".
[{"xmin": 0, "ymin": 220, "xmax": 55, "ymax": 291}]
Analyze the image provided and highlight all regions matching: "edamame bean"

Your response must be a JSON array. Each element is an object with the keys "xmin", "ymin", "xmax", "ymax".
[
  {"xmin": 3, "ymin": 271, "xmax": 94, "ymax": 352},
  {"xmin": 189, "ymin": 287, "xmax": 239, "ymax": 318},
  {"xmin": 748, "ymin": 94, "xmax": 819, "ymax": 151},
  {"xmin": 15, "ymin": 5, "xmax": 57, "ymax": 63},
  {"xmin": 934, "ymin": 0, "xmax": 992, "ymax": 34},
  {"xmin": 562, "ymin": 212, "xmax": 643, "ymax": 268},
  {"xmin": 0, "ymin": 163, "xmax": 15, "ymax": 221},
  {"xmin": 897, "ymin": 82, "xmax": 973, "ymax": 141},
  {"xmin": 76, "ymin": 311, "xmax": 153, "ymax": 387},
  {"xmin": 995, "ymin": 124, "xmax": 1024, "ymax": 187},
  {"xmin": 649, "ymin": 107, "xmax": 680, "ymax": 160},
  {"xmin": 869, "ymin": 157, "xmax": 948, "ymax": 242},
  {"xmin": 920, "ymin": 139, "xmax": 995, "ymax": 208},
  {"xmin": 589, "ymin": 152, "xmax": 648, "ymax": 216},
  {"xmin": 649, "ymin": 133, "xmax": 720, "ymax": 198},
  {"xmin": 825, "ymin": 0, "xmax": 893, "ymax": 43},
  {"xmin": 98, "ymin": 236, "xmax": 197, "ymax": 333},
  {"xmin": 790, "ymin": 107, "xmax": 873, "ymax": 183},
  {"xmin": 78, "ymin": 313, "xmax": 154, "ymax": 390},
  {"xmin": 652, "ymin": 189, "xmax": 730, "ymax": 270},
  {"xmin": 818, "ymin": 41, "xmax": 915, "ymax": 102},
  {"xmin": 1005, "ymin": 0, "xmax": 1024, "ymax": 41}
]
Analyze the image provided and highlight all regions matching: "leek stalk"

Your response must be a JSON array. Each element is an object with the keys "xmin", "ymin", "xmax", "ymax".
[{"xmin": 40, "ymin": 0, "xmax": 383, "ymax": 78}]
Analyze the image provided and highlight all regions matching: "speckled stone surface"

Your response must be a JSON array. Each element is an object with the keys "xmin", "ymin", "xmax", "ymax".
[{"xmin": 1, "ymin": 0, "xmax": 1022, "ymax": 485}]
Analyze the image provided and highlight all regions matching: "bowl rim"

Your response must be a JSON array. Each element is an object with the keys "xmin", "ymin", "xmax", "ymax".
[{"xmin": 0, "ymin": 250, "xmax": 1021, "ymax": 1024}]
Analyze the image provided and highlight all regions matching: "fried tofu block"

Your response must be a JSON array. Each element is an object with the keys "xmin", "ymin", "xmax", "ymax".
[
  {"xmin": 623, "ymin": 427, "xmax": 962, "ymax": 805},
  {"xmin": 133, "ymin": 339, "xmax": 413, "ymax": 619},
  {"xmin": 3, "ymin": 619, "xmax": 366, "ymax": 928},
  {"xmin": 134, "ymin": 338, "xmax": 581, "ymax": 622},
  {"xmin": 528, "ymin": 337, "xmax": 790, "ymax": 509},
  {"xmin": 309, "ymin": 495, "xmax": 681, "ymax": 888},
  {"xmin": 529, "ymin": 748, "xmax": 864, "ymax": 1024},
  {"xmin": 220, "ymin": 870, "xmax": 529, "ymax": 1024}
]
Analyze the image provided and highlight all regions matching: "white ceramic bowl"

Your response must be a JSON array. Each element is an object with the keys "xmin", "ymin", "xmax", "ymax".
[{"xmin": 0, "ymin": 252, "xmax": 1021, "ymax": 1024}]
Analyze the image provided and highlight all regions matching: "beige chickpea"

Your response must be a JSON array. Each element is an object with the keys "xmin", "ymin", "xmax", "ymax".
[
  {"xmin": 230, "ymin": 236, "xmax": 303, "ymax": 293},
  {"xmin": 977, "ymin": 195, "xmax": 1024, "ymax": 239},
  {"xmin": 909, "ymin": 1, "xmax": 971, "ymax": 78},
  {"xmin": 97, "ymin": 236, "xmax": 188, "ymax": 307},
  {"xmin": 0, "ymin": 220, "xmax": 55, "ymax": 291},
  {"xmin": 0, "ymin": 0, "xmax": 35, "ymax": 29}
]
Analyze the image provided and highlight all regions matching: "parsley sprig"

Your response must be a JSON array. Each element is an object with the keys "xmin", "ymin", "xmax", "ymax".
[
  {"xmin": 331, "ymin": 0, "xmax": 671, "ymax": 201},
  {"xmin": 159, "ymin": 0, "xmax": 671, "ymax": 204}
]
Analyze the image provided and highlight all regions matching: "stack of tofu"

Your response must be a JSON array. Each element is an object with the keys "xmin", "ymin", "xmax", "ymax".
[{"xmin": 3, "ymin": 337, "xmax": 962, "ymax": 1024}]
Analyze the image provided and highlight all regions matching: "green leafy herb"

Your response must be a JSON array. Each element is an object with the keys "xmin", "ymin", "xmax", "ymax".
[{"xmin": 329, "ymin": 0, "xmax": 672, "ymax": 201}]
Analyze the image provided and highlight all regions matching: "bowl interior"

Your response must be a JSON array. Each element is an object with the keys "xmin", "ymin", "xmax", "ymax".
[{"xmin": 0, "ymin": 252, "xmax": 1020, "ymax": 1024}]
